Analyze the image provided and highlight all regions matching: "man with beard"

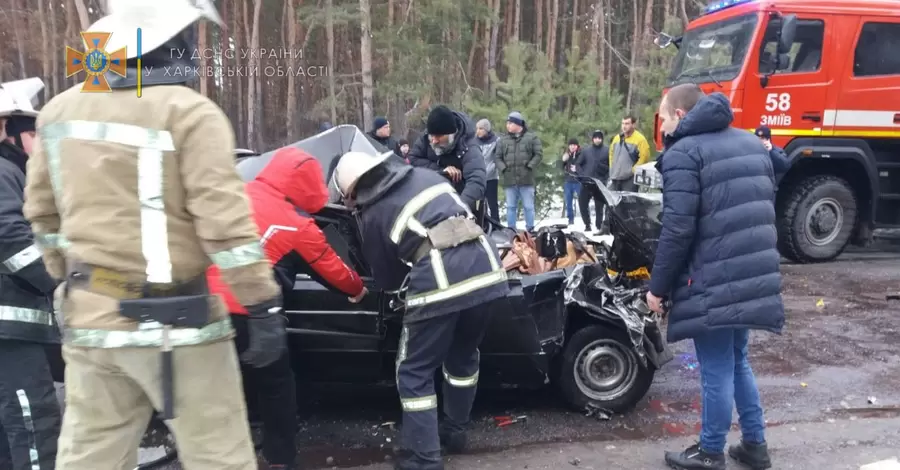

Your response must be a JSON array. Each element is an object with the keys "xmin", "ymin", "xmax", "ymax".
[
  {"xmin": 0, "ymin": 77, "xmax": 63, "ymax": 470},
  {"xmin": 577, "ymin": 130, "xmax": 610, "ymax": 233},
  {"xmin": 408, "ymin": 105, "xmax": 487, "ymax": 222}
]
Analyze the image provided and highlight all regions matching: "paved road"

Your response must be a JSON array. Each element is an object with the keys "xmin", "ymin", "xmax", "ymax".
[{"xmin": 137, "ymin": 246, "xmax": 900, "ymax": 469}]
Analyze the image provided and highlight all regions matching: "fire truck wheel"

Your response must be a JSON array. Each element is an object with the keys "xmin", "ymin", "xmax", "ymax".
[{"xmin": 778, "ymin": 175, "xmax": 857, "ymax": 263}]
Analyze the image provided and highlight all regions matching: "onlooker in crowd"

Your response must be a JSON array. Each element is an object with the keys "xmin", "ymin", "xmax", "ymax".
[
  {"xmin": 496, "ymin": 111, "xmax": 543, "ymax": 231},
  {"xmin": 648, "ymin": 84, "xmax": 784, "ymax": 470},
  {"xmin": 476, "ymin": 119, "xmax": 501, "ymax": 221},
  {"xmin": 319, "ymin": 121, "xmax": 334, "ymax": 132},
  {"xmin": 578, "ymin": 130, "xmax": 610, "ymax": 233},
  {"xmin": 560, "ymin": 138, "xmax": 583, "ymax": 226},
  {"xmin": 608, "ymin": 115, "xmax": 651, "ymax": 191},
  {"xmin": 368, "ymin": 116, "xmax": 402, "ymax": 158},
  {"xmin": 755, "ymin": 125, "xmax": 790, "ymax": 182},
  {"xmin": 398, "ymin": 138, "xmax": 411, "ymax": 163},
  {"xmin": 408, "ymin": 105, "xmax": 487, "ymax": 221}
]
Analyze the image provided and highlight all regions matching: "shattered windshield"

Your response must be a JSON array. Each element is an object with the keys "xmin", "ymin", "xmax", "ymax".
[{"xmin": 668, "ymin": 13, "xmax": 758, "ymax": 86}]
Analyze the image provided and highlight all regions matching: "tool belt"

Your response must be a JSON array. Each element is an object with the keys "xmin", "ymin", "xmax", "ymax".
[
  {"xmin": 66, "ymin": 261, "xmax": 210, "ymax": 329},
  {"xmin": 407, "ymin": 216, "xmax": 485, "ymax": 264}
]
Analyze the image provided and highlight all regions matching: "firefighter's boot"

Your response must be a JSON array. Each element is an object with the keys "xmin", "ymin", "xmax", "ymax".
[
  {"xmin": 438, "ymin": 423, "xmax": 467, "ymax": 454},
  {"xmin": 393, "ymin": 450, "xmax": 444, "ymax": 470},
  {"xmin": 728, "ymin": 440, "xmax": 771, "ymax": 469},
  {"xmin": 665, "ymin": 444, "xmax": 726, "ymax": 470}
]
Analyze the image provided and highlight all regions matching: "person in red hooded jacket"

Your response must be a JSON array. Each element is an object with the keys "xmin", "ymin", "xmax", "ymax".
[{"xmin": 207, "ymin": 147, "xmax": 367, "ymax": 470}]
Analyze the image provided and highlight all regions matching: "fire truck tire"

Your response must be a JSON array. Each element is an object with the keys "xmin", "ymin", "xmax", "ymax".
[{"xmin": 778, "ymin": 175, "xmax": 857, "ymax": 263}]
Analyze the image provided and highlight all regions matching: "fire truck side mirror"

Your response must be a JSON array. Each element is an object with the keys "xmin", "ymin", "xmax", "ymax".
[
  {"xmin": 655, "ymin": 33, "xmax": 674, "ymax": 49},
  {"xmin": 777, "ymin": 14, "xmax": 798, "ymax": 55}
]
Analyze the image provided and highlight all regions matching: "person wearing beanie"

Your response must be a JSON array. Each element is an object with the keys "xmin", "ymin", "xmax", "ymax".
[
  {"xmin": 496, "ymin": 111, "xmax": 543, "ymax": 231},
  {"xmin": 577, "ymin": 129, "xmax": 611, "ymax": 232},
  {"xmin": 755, "ymin": 125, "xmax": 790, "ymax": 182},
  {"xmin": 475, "ymin": 119, "xmax": 500, "ymax": 221},
  {"xmin": 368, "ymin": 115, "xmax": 403, "ymax": 159},
  {"xmin": 560, "ymin": 137, "xmax": 584, "ymax": 226},
  {"xmin": 408, "ymin": 105, "xmax": 488, "ymax": 221},
  {"xmin": 0, "ymin": 77, "xmax": 63, "ymax": 470}
]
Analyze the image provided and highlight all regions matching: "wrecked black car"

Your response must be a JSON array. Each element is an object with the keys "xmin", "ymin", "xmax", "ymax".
[{"xmin": 236, "ymin": 125, "xmax": 672, "ymax": 412}]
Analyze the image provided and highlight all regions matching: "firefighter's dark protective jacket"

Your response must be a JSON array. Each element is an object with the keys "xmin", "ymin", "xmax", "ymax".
[
  {"xmin": 354, "ymin": 158, "xmax": 509, "ymax": 322},
  {"xmin": 0, "ymin": 141, "xmax": 59, "ymax": 344}
]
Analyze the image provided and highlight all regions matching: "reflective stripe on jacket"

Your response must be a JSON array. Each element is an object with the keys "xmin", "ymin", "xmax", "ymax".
[
  {"xmin": 357, "ymin": 167, "xmax": 509, "ymax": 322},
  {"xmin": 23, "ymin": 84, "xmax": 280, "ymax": 348}
]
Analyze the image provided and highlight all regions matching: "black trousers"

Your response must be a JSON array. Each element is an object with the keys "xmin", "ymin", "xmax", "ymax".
[
  {"xmin": 395, "ymin": 299, "xmax": 497, "ymax": 465},
  {"xmin": 231, "ymin": 314, "xmax": 298, "ymax": 466},
  {"xmin": 609, "ymin": 178, "xmax": 638, "ymax": 192},
  {"xmin": 485, "ymin": 179, "xmax": 500, "ymax": 222},
  {"xmin": 578, "ymin": 188, "xmax": 606, "ymax": 230},
  {"xmin": 0, "ymin": 340, "xmax": 61, "ymax": 470}
]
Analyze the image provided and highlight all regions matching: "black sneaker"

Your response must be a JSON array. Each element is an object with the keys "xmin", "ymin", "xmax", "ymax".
[
  {"xmin": 393, "ymin": 451, "xmax": 445, "ymax": 470},
  {"xmin": 728, "ymin": 440, "xmax": 771, "ymax": 469},
  {"xmin": 665, "ymin": 444, "xmax": 726, "ymax": 470},
  {"xmin": 438, "ymin": 426, "xmax": 468, "ymax": 454}
]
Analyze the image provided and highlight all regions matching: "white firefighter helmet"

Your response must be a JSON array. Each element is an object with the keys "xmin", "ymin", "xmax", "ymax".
[
  {"xmin": 0, "ymin": 77, "xmax": 44, "ymax": 119},
  {"xmin": 332, "ymin": 151, "xmax": 393, "ymax": 199},
  {"xmin": 88, "ymin": 0, "xmax": 224, "ymax": 60}
]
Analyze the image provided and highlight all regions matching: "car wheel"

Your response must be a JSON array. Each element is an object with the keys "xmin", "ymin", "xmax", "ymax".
[
  {"xmin": 778, "ymin": 175, "xmax": 857, "ymax": 263},
  {"xmin": 557, "ymin": 325, "xmax": 654, "ymax": 413}
]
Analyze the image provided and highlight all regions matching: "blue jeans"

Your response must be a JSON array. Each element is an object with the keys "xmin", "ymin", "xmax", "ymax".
[
  {"xmin": 563, "ymin": 181, "xmax": 580, "ymax": 224},
  {"xmin": 693, "ymin": 329, "xmax": 766, "ymax": 453},
  {"xmin": 505, "ymin": 185, "xmax": 535, "ymax": 230}
]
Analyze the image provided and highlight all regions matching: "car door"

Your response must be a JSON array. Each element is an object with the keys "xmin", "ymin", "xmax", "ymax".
[
  {"xmin": 284, "ymin": 203, "xmax": 386, "ymax": 383},
  {"xmin": 744, "ymin": 14, "xmax": 833, "ymax": 143}
]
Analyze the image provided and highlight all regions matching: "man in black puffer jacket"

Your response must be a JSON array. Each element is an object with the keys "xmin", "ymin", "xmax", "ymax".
[
  {"xmin": 408, "ymin": 106, "xmax": 487, "ymax": 222},
  {"xmin": 577, "ymin": 130, "xmax": 610, "ymax": 232},
  {"xmin": 647, "ymin": 84, "xmax": 784, "ymax": 470},
  {"xmin": 0, "ymin": 78, "xmax": 62, "ymax": 470}
]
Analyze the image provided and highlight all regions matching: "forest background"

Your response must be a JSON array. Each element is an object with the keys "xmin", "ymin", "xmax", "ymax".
[{"xmin": 0, "ymin": 0, "xmax": 704, "ymax": 210}]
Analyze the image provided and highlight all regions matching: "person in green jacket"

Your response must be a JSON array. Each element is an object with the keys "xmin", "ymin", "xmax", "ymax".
[{"xmin": 495, "ymin": 111, "xmax": 543, "ymax": 231}]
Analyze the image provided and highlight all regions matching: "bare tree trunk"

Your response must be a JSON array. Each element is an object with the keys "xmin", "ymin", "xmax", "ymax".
[
  {"xmin": 467, "ymin": 20, "xmax": 479, "ymax": 79},
  {"xmin": 73, "ymin": 0, "xmax": 91, "ymax": 30},
  {"xmin": 37, "ymin": 0, "xmax": 51, "ymax": 98},
  {"xmin": 589, "ymin": 0, "xmax": 601, "ymax": 61},
  {"xmin": 625, "ymin": 0, "xmax": 640, "ymax": 110},
  {"xmin": 285, "ymin": 0, "xmax": 298, "ymax": 139},
  {"xmin": 504, "ymin": 0, "xmax": 513, "ymax": 43},
  {"xmin": 326, "ymin": 0, "xmax": 337, "ymax": 124},
  {"xmin": 513, "ymin": 0, "xmax": 521, "ymax": 41},
  {"xmin": 359, "ymin": 0, "xmax": 375, "ymax": 130},
  {"xmin": 535, "ymin": 0, "xmax": 543, "ymax": 51},
  {"xmin": 599, "ymin": 0, "xmax": 607, "ymax": 79},
  {"xmin": 679, "ymin": 0, "xmax": 689, "ymax": 28},
  {"xmin": 547, "ymin": 0, "xmax": 560, "ymax": 70},
  {"xmin": 50, "ymin": 2, "xmax": 61, "ymax": 95},
  {"xmin": 571, "ymin": 0, "xmax": 581, "ymax": 59},
  {"xmin": 488, "ymin": 0, "xmax": 501, "ymax": 84},
  {"xmin": 247, "ymin": 0, "xmax": 262, "ymax": 149},
  {"xmin": 11, "ymin": 0, "xmax": 28, "ymax": 78},
  {"xmin": 197, "ymin": 21, "xmax": 208, "ymax": 96},
  {"xmin": 481, "ymin": 0, "xmax": 493, "ymax": 88}
]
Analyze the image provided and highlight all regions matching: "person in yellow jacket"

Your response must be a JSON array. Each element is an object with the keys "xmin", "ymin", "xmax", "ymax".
[
  {"xmin": 23, "ymin": 0, "xmax": 286, "ymax": 468},
  {"xmin": 608, "ymin": 114, "xmax": 651, "ymax": 192}
]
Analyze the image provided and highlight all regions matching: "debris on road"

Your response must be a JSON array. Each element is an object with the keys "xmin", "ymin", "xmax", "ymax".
[
  {"xmin": 801, "ymin": 382, "xmax": 808, "ymax": 388},
  {"xmin": 886, "ymin": 294, "xmax": 899, "ymax": 301},
  {"xmin": 569, "ymin": 457, "xmax": 582, "ymax": 466},
  {"xmin": 379, "ymin": 421, "xmax": 396, "ymax": 431},
  {"xmin": 584, "ymin": 404, "xmax": 613, "ymax": 421},
  {"xmin": 868, "ymin": 396, "xmax": 878, "ymax": 405},
  {"xmin": 494, "ymin": 415, "xmax": 528, "ymax": 427},
  {"xmin": 816, "ymin": 298, "xmax": 826, "ymax": 308}
]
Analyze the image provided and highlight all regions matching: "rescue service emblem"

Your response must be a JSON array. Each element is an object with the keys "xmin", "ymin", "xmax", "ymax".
[{"xmin": 65, "ymin": 32, "xmax": 127, "ymax": 93}]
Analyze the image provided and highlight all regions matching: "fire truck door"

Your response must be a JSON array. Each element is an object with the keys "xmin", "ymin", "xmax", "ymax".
[{"xmin": 745, "ymin": 14, "xmax": 834, "ymax": 147}]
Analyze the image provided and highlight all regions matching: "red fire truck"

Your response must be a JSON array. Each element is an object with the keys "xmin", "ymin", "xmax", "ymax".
[{"xmin": 652, "ymin": 0, "xmax": 900, "ymax": 262}]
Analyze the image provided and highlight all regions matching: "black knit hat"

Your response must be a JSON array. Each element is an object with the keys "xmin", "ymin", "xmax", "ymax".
[
  {"xmin": 567, "ymin": 138, "xmax": 579, "ymax": 146},
  {"xmin": 426, "ymin": 105, "xmax": 458, "ymax": 136},
  {"xmin": 373, "ymin": 116, "xmax": 389, "ymax": 132},
  {"xmin": 5, "ymin": 115, "xmax": 36, "ymax": 137},
  {"xmin": 591, "ymin": 129, "xmax": 604, "ymax": 140}
]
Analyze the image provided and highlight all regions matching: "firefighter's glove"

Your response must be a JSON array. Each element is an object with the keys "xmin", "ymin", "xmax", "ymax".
[{"xmin": 241, "ymin": 296, "xmax": 288, "ymax": 368}]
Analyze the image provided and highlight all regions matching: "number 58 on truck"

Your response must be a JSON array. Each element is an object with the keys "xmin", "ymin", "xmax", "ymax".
[{"xmin": 651, "ymin": 0, "xmax": 900, "ymax": 263}]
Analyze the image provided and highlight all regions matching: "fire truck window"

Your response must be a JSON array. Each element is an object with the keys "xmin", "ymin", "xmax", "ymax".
[
  {"xmin": 758, "ymin": 19, "xmax": 824, "ymax": 74},
  {"xmin": 853, "ymin": 22, "xmax": 900, "ymax": 77}
]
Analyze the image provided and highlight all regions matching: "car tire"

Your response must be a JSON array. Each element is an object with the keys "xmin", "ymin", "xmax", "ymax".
[
  {"xmin": 557, "ymin": 325, "xmax": 654, "ymax": 413},
  {"xmin": 778, "ymin": 175, "xmax": 857, "ymax": 263}
]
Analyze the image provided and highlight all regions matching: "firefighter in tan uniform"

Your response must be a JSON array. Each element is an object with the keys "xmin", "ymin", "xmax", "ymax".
[{"xmin": 22, "ymin": 1, "xmax": 286, "ymax": 469}]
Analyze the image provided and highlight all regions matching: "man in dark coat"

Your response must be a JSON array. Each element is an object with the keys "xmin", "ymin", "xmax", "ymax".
[
  {"xmin": 647, "ymin": 84, "xmax": 784, "ymax": 470},
  {"xmin": 0, "ymin": 77, "xmax": 63, "ymax": 470},
  {"xmin": 408, "ymin": 105, "xmax": 487, "ymax": 221},
  {"xmin": 755, "ymin": 125, "xmax": 791, "ymax": 183},
  {"xmin": 368, "ymin": 116, "xmax": 402, "ymax": 158},
  {"xmin": 332, "ymin": 151, "xmax": 509, "ymax": 470},
  {"xmin": 495, "ymin": 111, "xmax": 543, "ymax": 231},
  {"xmin": 577, "ymin": 130, "xmax": 610, "ymax": 232}
]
